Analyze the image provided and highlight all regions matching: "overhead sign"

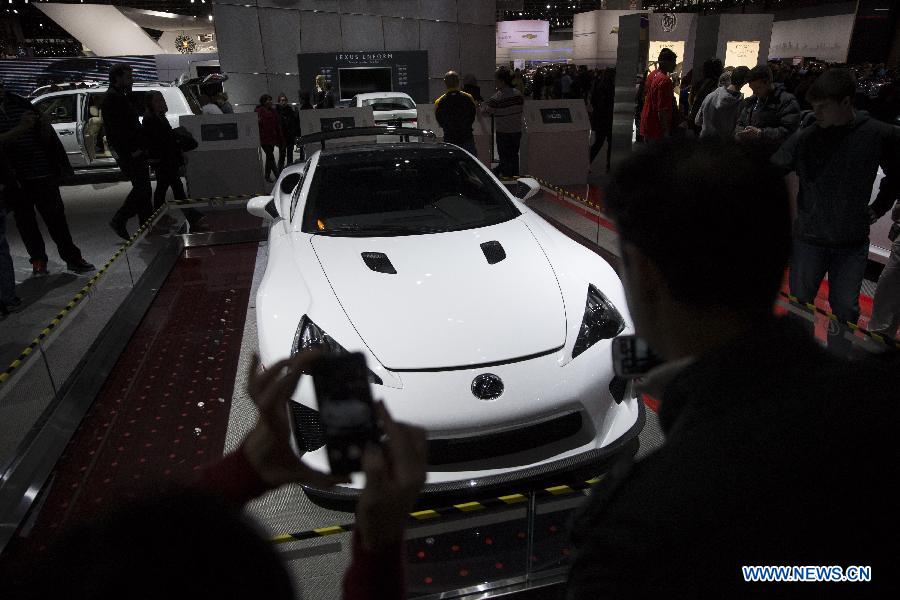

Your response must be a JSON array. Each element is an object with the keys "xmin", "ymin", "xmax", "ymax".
[
  {"xmin": 497, "ymin": 20, "xmax": 550, "ymax": 48},
  {"xmin": 724, "ymin": 41, "xmax": 761, "ymax": 68},
  {"xmin": 647, "ymin": 40, "xmax": 685, "ymax": 67},
  {"xmin": 297, "ymin": 51, "xmax": 428, "ymax": 103},
  {"xmin": 725, "ymin": 41, "xmax": 761, "ymax": 96}
]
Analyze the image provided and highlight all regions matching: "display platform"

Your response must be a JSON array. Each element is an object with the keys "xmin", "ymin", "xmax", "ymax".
[
  {"xmin": 0, "ymin": 191, "xmax": 665, "ymax": 599},
  {"xmin": 1, "ymin": 178, "xmax": 891, "ymax": 599}
]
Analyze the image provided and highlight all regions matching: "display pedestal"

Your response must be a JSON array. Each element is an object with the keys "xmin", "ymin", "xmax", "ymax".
[
  {"xmin": 298, "ymin": 107, "xmax": 375, "ymax": 156},
  {"xmin": 179, "ymin": 113, "xmax": 265, "ymax": 198},
  {"xmin": 520, "ymin": 100, "xmax": 590, "ymax": 185}
]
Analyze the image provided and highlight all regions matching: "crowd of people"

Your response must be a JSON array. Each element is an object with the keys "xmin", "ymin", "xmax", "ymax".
[{"xmin": 635, "ymin": 48, "xmax": 899, "ymax": 348}]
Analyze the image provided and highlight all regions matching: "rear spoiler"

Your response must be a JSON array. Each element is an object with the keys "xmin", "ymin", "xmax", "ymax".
[{"xmin": 299, "ymin": 126, "xmax": 437, "ymax": 151}]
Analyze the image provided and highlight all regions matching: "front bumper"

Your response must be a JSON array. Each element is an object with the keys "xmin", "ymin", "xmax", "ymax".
[
  {"xmin": 288, "ymin": 339, "xmax": 645, "ymax": 507},
  {"xmin": 301, "ymin": 399, "xmax": 644, "ymax": 509}
]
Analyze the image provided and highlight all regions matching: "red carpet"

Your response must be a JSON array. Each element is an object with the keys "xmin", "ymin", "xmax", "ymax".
[{"xmin": 0, "ymin": 242, "xmax": 259, "ymax": 567}]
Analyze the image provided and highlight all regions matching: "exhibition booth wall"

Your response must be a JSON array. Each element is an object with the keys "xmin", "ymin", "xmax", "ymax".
[
  {"xmin": 769, "ymin": 13, "xmax": 855, "ymax": 63},
  {"xmin": 211, "ymin": 0, "xmax": 496, "ymax": 110},
  {"xmin": 573, "ymin": 9, "xmax": 638, "ymax": 68}
]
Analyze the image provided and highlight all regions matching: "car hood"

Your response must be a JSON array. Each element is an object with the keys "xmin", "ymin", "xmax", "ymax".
[{"xmin": 310, "ymin": 219, "xmax": 566, "ymax": 370}]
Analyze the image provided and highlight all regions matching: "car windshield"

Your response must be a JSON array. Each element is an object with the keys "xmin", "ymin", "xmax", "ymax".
[
  {"xmin": 363, "ymin": 97, "xmax": 415, "ymax": 111},
  {"xmin": 302, "ymin": 148, "xmax": 519, "ymax": 236}
]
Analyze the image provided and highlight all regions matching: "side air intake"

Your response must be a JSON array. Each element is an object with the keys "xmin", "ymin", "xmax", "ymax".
[
  {"xmin": 480, "ymin": 241, "xmax": 506, "ymax": 264},
  {"xmin": 361, "ymin": 252, "xmax": 397, "ymax": 274}
]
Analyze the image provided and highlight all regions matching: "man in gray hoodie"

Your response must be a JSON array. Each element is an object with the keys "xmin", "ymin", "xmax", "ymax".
[
  {"xmin": 695, "ymin": 66, "xmax": 749, "ymax": 141},
  {"xmin": 772, "ymin": 68, "xmax": 899, "ymax": 351}
]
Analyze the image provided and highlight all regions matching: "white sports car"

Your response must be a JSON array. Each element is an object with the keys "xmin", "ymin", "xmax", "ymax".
[
  {"xmin": 248, "ymin": 131, "xmax": 644, "ymax": 503},
  {"xmin": 349, "ymin": 92, "xmax": 417, "ymax": 127}
]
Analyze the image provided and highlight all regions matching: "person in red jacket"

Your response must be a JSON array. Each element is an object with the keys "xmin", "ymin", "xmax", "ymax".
[
  {"xmin": 256, "ymin": 94, "xmax": 284, "ymax": 182},
  {"xmin": 640, "ymin": 48, "xmax": 677, "ymax": 142}
]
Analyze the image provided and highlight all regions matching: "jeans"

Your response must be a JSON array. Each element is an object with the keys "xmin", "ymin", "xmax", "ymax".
[
  {"xmin": 789, "ymin": 239, "xmax": 868, "ymax": 357},
  {"xmin": 869, "ymin": 239, "xmax": 900, "ymax": 337},
  {"xmin": 495, "ymin": 131, "xmax": 521, "ymax": 177},
  {"xmin": 789, "ymin": 239, "xmax": 869, "ymax": 323},
  {"xmin": 9, "ymin": 178, "xmax": 83, "ymax": 265},
  {"xmin": 114, "ymin": 159, "xmax": 153, "ymax": 226},
  {"xmin": 278, "ymin": 137, "xmax": 296, "ymax": 172},
  {"xmin": 261, "ymin": 145, "xmax": 278, "ymax": 179},
  {"xmin": 0, "ymin": 202, "xmax": 17, "ymax": 303}
]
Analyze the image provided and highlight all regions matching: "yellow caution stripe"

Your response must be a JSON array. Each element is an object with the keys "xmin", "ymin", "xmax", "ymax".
[
  {"xmin": 778, "ymin": 291, "xmax": 900, "ymax": 350},
  {"xmin": 269, "ymin": 475, "xmax": 607, "ymax": 544}
]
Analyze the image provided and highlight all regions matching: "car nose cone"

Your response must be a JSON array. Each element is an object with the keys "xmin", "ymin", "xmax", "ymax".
[{"xmin": 471, "ymin": 374, "xmax": 504, "ymax": 400}]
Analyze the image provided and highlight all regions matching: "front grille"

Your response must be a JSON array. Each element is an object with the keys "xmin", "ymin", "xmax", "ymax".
[
  {"xmin": 427, "ymin": 411, "xmax": 583, "ymax": 466},
  {"xmin": 289, "ymin": 402, "xmax": 326, "ymax": 452}
]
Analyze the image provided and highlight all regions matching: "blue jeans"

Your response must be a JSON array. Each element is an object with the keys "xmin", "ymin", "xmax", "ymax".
[
  {"xmin": 789, "ymin": 239, "xmax": 869, "ymax": 323},
  {"xmin": 0, "ymin": 203, "xmax": 17, "ymax": 304}
]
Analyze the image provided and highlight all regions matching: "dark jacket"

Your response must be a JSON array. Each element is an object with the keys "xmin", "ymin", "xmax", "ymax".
[
  {"xmin": 736, "ymin": 84, "xmax": 801, "ymax": 154},
  {"xmin": 0, "ymin": 92, "xmax": 72, "ymax": 181},
  {"xmin": 566, "ymin": 318, "xmax": 899, "ymax": 599},
  {"xmin": 314, "ymin": 89, "xmax": 335, "ymax": 110},
  {"xmin": 276, "ymin": 104, "xmax": 300, "ymax": 140},
  {"xmin": 589, "ymin": 76, "xmax": 614, "ymax": 133},
  {"xmin": 463, "ymin": 83, "xmax": 483, "ymax": 103},
  {"xmin": 142, "ymin": 112, "xmax": 183, "ymax": 173},
  {"xmin": 434, "ymin": 89, "xmax": 477, "ymax": 146},
  {"xmin": 101, "ymin": 85, "xmax": 146, "ymax": 163},
  {"xmin": 772, "ymin": 111, "xmax": 900, "ymax": 247}
]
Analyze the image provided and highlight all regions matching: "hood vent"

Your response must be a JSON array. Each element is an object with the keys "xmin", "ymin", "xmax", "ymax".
[
  {"xmin": 480, "ymin": 241, "xmax": 506, "ymax": 265},
  {"xmin": 361, "ymin": 252, "xmax": 397, "ymax": 274}
]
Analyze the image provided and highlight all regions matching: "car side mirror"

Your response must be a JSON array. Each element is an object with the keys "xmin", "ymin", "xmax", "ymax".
[
  {"xmin": 514, "ymin": 177, "xmax": 541, "ymax": 201},
  {"xmin": 247, "ymin": 195, "xmax": 278, "ymax": 220}
]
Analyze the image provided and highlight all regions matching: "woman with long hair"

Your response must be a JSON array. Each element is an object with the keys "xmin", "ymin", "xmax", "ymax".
[{"xmin": 142, "ymin": 90, "xmax": 205, "ymax": 229}]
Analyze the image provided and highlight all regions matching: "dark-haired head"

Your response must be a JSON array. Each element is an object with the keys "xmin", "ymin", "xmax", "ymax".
[
  {"xmin": 702, "ymin": 58, "xmax": 724, "ymax": 81},
  {"xmin": 657, "ymin": 48, "xmax": 677, "ymax": 73},
  {"xmin": 730, "ymin": 66, "xmax": 751, "ymax": 90},
  {"xmin": 259, "ymin": 94, "xmax": 272, "ymax": 107},
  {"xmin": 806, "ymin": 68, "xmax": 856, "ymax": 128},
  {"xmin": 495, "ymin": 66, "xmax": 513, "ymax": 87},
  {"xmin": 606, "ymin": 140, "xmax": 790, "ymax": 357},
  {"xmin": 109, "ymin": 63, "xmax": 133, "ymax": 86}
]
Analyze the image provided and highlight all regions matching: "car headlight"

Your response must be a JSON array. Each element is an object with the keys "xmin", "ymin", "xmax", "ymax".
[
  {"xmin": 292, "ymin": 315, "xmax": 383, "ymax": 385},
  {"xmin": 572, "ymin": 285, "xmax": 625, "ymax": 359}
]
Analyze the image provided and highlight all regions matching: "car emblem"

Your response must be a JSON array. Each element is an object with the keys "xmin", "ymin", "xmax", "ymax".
[{"xmin": 471, "ymin": 374, "xmax": 504, "ymax": 400}]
